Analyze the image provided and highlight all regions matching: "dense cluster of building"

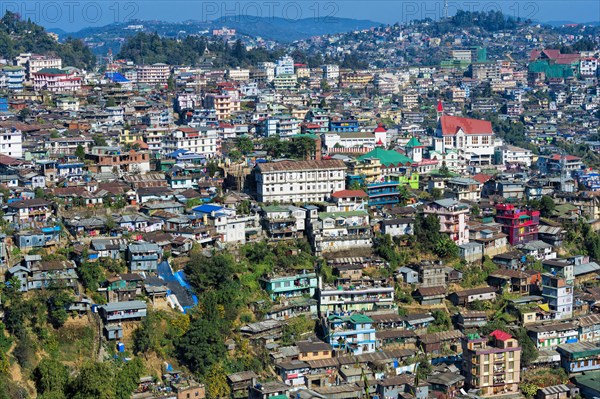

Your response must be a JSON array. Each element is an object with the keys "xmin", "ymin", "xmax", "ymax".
[{"xmin": 0, "ymin": 15, "xmax": 600, "ymax": 399}]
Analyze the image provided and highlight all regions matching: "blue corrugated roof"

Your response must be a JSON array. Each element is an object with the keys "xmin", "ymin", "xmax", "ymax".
[
  {"xmin": 105, "ymin": 72, "xmax": 130, "ymax": 83},
  {"xmin": 192, "ymin": 204, "xmax": 223, "ymax": 214}
]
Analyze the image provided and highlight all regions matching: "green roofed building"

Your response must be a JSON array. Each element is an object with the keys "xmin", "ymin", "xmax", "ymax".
[{"xmin": 358, "ymin": 147, "xmax": 413, "ymax": 171}]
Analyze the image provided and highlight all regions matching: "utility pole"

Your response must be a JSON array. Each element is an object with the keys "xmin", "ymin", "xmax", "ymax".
[{"xmin": 443, "ymin": 0, "xmax": 449, "ymax": 19}]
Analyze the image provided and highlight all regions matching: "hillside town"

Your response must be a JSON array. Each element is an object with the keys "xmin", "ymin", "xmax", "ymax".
[{"xmin": 0, "ymin": 9, "xmax": 599, "ymax": 399}]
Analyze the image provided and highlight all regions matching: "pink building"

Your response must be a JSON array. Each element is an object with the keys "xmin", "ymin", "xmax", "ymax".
[
  {"xmin": 33, "ymin": 68, "xmax": 81, "ymax": 92},
  {"xmin": 423, "ymin": 199, "xmax": 470, "ymax": 245}
]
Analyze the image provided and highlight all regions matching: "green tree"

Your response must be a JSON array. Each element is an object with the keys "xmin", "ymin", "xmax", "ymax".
[
  {"xmin": 69, "ymin": 362, "xmax": 116, "ymax": 399},
  {"xmin": 539, "ymin": 195, "xmax": 555, "ymax": 218},
  {"xmin": 434, "ymin": 236, "xmax": 459, "ymax": 258},
  {"xmin": 47, "ymin": 290, "xmax": 73, "ymax": 328},
  {"xmin": 175, "ymin": 318, "xmax": 226, "ymax": 376},
  {"xmin": 185, "ymin": 252, "xmax": 235, "ymax": 292},
  {"xmin": 236, "ymin": 136, "xmax": 254, "ymax": 155},
  {"xmin": 74, "ymin": 144, "xmax": 86, "ymax": 161},
  {"xmin": 114, "ymin": 358, "xmax": 144, "ymax": 399},
  {"xmin": 34, "ymin": 358, "xmax": 69, "ymax": 397},
  {"xmin": 205, "ymin": 363, "xmax": 231, "ymax": 399}
]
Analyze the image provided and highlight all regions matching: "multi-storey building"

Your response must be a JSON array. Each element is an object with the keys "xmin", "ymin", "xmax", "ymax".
[
  {"xmin": 495, "ymin": 145, "xmax": 533, "ymax": 167},
  {"xmin": 317, "ymin": 281, "xmax": 395, "ymax": 314},
  {"xmin": 273, "ymin": 74, "xmax": 298, "ymax": 90},
  {"xmin": 127, "ymin": 243, "xmax": 162, "ymax": 272},
  {"xmin": 255, "ymin": 160, "xmax": 346, "ymax": 203},
  {"xmin": 541, "ymin": 273, "xmax": 573, "ymax": 320},
  {"xmin": 203, "ymin": 93, "xmax": 241, "ymax": 120},
  {"xmin": 0, "ymin": 127, "xmax": 23, "ymax": 158},
  {"xmin": 579, "ymin": 58, "xmax": 598, "ymax": 77},
  {"xmin": 85, "ymin": 147, "xmax": 151, "ymax": 174},
  {"xmin": 418, "ymin": 262, "xmax": 447, "ymax": 288},
  {"xmin": 323, "ymin": 313, "xmax": 377, "ymax": 355},
  {"xmin": 162, "ymin": 127, "xmax": 218, "ymax": 157},
  {"xmin": 309, "ymin": 210, "xmax": 372, "ymax": 255},
  {"xmin": 470, "ymin": 62, "xmax": 501, "ymax": 81},
  {"xmin": 462, "ymin": 330, "xmax": 521, "ymax": 396},
  {"xmin": 259, "ymin": 271, "xmax": 318, "ymax": 301},
  {"xmin": 495, "ymin": 204, "xmax": 540, "ymax": 246},
  {"xmin": 433, "ymin": 115, "xmax": 499, "ymax": 165},
  {"xmin": 1, "ymin": 66, "xmax": 25, "ymax": 91},
  {"xmin": 24, "ymin": 54, "xmax": 62, "ymax": 80},
  {"xmin": 423, "ymin": 199, "xmax": 470, "ymax": 245},
  {"xmin": 275, "ymin": 55, "xmax": 294, "ymax": 76},
  {"xmin": 527, "ymin": 322, "xmax": 578, "ymax": 350},
  {"xmin": 261, "ymin": 205, "xmax": 306, "ymax": 241},
  {"xmin": 227, "ymin": 68, "xmax": 250, "ymax": 81},
  {"xmin": 557, "ymin": 342, "xmax": 600, "ymax": 373},
  {"xmin": 322, "ymin": 64, "xmax": 340, "ymax": 80},
  {"xmin": 136, "ymin": 63, "xmax": 170, "ymax": 85},
  {"xmin": 33, "ymin": 68, "xmax": 81, "ymax": 92}
]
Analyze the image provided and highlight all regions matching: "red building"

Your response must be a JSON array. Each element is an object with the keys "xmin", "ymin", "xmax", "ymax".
[{"xmin": 495, "ymin": 204, "xmax": 540, "ymax": 246}]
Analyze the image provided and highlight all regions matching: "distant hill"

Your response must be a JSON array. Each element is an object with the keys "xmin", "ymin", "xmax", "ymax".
[
  {"xmin": 542, "ymin": 20, "xmax": 600, "ymax": 27},
  {"xmin": 55, "ymin": 16, "xmax": 381, "ymax": 45},
  {"xmin": 210, "ymin": 15, "xmax": 381, "ymax": 42}
]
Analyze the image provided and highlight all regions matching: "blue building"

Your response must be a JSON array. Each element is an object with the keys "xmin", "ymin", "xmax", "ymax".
[
  {"xmin": 557, "ymin": 342, "xmax": 600, "ymax": 373},
  {"xmin": 127, "ymin": 243, "xmax": 162, "ymax": 272},
  {"xmin": 324, "ymin": 313, "xmax": 377, "ymax": 355},
  {"xmin": 2, "ymin": 66, "xmax": 25, "ymax": 91},
  {"xmin": 366, "ymin": 181, "xmax": 400, "ymax": 207},
  {"xmin": 329, "ymin": 119, "xmax": 359, "ymax": 133}
]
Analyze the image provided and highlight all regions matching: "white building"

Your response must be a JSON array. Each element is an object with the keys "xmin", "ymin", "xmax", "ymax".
[
  {"xmin": 33, "ymin": 68, "xmax": 81, "ymax": 93},
  {"xmin": 310, "ymin": 210, "xmax": 372, "ymax": 255},
  {"xmin": 495, "ymin": 145, "xmax": 533, "ymax": 167},
  {"xmin": 434, "ymin": 115, "xmax": 501, "ymax": 166},
  {"xmin": 255, "ymin": 159, "xmax": 347, "ymax": 203},
  {"xmin": 322, "ymin": 64, "xmax": 340, "ymax": 80},
  {"xmin": 23, "ymin": 54, "xmax": 62, "ymax": 80},
  {"xmin": 227, "ymin": 68, "xmax": 250, "ymax": 81},
  {"xmin": 162, "ymin": 127, "xmax": 218, "ymax": 157},
  {"xmin": 275, "ymin": 56, "xmax": 294, "ymax": 76},
  {"xmin": 136, "ymin": 63, "xmax": 170, "ymax": 85},
  {"xmin": 580, "ymin": 58, "xmax": 598, "ymax": 77},
  {"xmin": 0, "ymin": 128, "xmax": 23, "ymax": 158}
]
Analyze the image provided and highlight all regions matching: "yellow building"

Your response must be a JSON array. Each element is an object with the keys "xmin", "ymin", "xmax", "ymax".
[
  {"xmin": 120, "ymin": 129, "xmax": 144, "ymax": 145},
  {"xmin": 347, "ymin": 157, "xmax": 382, "ymax": 183}
]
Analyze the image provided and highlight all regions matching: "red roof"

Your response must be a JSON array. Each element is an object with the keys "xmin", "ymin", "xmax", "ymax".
[
  {"xmin": 374, "ymin": 123, "xmax": 387, "ymax": 133},
  {"xmin": 490, "ymin": 330, "xmax": 512, "ymax": 341},
  {"xmin": 437, "ymin": 100, "xmax": 444, "ymax": 112},
  {"xmin": 439, "ymin": 115, "xmax": 493, "ymax": 136},
  {"xmin": 331, "ymin": 189, "xmax": 368, "ymax": 199},
  {"xmin": 550, "ymin": 154, "xmax": 581, "ymax": 161},
  {"xmin": 472, "ymin": 173, "xmax": 492, "ymax": 184}
]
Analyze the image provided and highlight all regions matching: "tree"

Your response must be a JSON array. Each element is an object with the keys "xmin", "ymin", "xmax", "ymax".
[
  {"xmin": 92, "ymin": 135, "xmax": 108, "ymax": 147},
  {"xmin": 114, "ymin": 358, "xmax": 144, "ymax": 399},
  {"xmin": 205, "ymin": 363, "xmax": 231, "ymax": 399},
  {"xmin": 175, "ymin": 318, "xmax": 226, "ymax": 376},
  {"xmin": 47, "ymin": 290, "xmax": 73, "ymax": 328},
  {"xmin": 74, "ymin": 144, "xmax": 85, "ymax": 161},
  {"xmin": 539, "ymin": 195, "xmax": 555, "ymax": 218},
  {"xmin": 105, "ymin": 97, "xmax": 117, "ymax": 107},
  {"xmin": 434, "ymin": 236, "xmax": 459, "ymax": 258},
  {"xmin": 438, "ymin": 162, "xmax": 451, "ymax": 177},
  {"xmin": 236, "ymin": 136, "xmax": 254, "ymax": 155},
  {"xmin": 515, "ymin": 327, "xmax": 538, "ymax": 367},
  {"xmin": 185, "ymin": 252, "xmax": 235, "ymax": 292},
  {"xmin": 34, "ymin": 358, "xmax": 69, "ymax": 397},
  {"xmin": 69, "ymin": 362, "xmax": 116, "ymax": 399}
]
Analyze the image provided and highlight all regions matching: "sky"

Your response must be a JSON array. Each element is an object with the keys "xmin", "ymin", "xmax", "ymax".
[{"xmin": 3, "ymin": 0, "xmax": 599, "ymax": 31}]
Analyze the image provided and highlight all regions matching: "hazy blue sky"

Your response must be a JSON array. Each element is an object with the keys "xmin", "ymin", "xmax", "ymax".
[{"xmin": 4, "ymin": 0, "xmax": 599, "ymax": 30}]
